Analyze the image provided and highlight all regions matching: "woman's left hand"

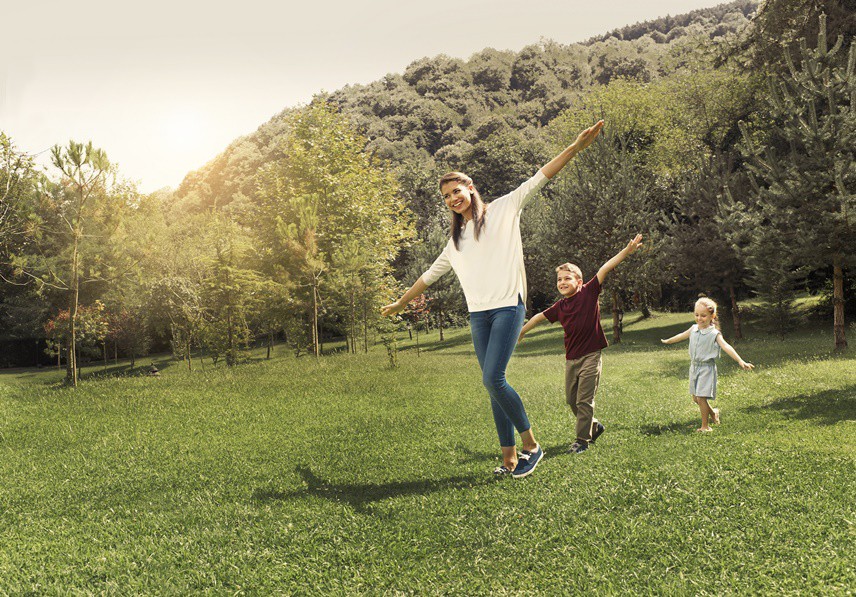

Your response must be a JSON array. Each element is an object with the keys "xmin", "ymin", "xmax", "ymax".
[{"xmin": 571, "ymin": 120, "xmax": 604, "ymax": 153}]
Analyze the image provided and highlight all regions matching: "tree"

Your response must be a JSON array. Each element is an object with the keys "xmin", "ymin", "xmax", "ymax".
[
  {"xmin": 537, "ymin": 131, "xmax": 657, "ymax": 343},
  {"xmin": 254, "ymin": 103, "xmax": 414, "ymax": 356},
  {"xmin": 5, "ymin": 142, "xmax": 114, "ymax": 385},
  {"xmin": 740, "ymin": 14, "xmax": 855, "ymax": 349},
  {"xmin": 147, "ymin": 213, "xmax": 210, "ymax": 370},
  {"xmin": 200, "ymin": 213, "xmax": 267, "ymax": 366},
  {"xmin": 44, "ymin": 301, "xmax": 108, "ymax": 379},
  {"xmin": 0, "ymin": 133, "xmax": 37, "ymax": 244},
  {"xmin": 666, "ymin": 156, "xmax": 750, "ymax": 339},
  {"xmin": 403, "ymin": 225, "xmax": 465, "ymax": 342}
]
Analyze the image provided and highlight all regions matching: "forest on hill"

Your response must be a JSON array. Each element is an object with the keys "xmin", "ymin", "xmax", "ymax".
[{"xmin": 1, "ymin": 0, "xmax": 853, "ymax": 382}]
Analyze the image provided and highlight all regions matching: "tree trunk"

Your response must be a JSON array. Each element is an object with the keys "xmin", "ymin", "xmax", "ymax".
[
  {"xmin": 350, "ymin": 292, "xmax": 356, "ymax": 354},
  {"xmin": 729, "ymin": 284, "xmax": 743, "ymax": 340},
  {"xmin": 640, "ymin": 292, "xmax": 651, "ymax": 318},
  {"xmin": 103, "ymin": 342, "xmax": 107, "ymax": 372},
  {"xmin": 833, "ymin": 253, "xmax": 847, "ymax": 350},
  {"xmin": 267, "ymin": 330, "xmax": 272, "ymax": 360},
  {"xmin": 66, "ymin": 242, "xmax": 80, "ymax": 387},
  {"xmin": 311, "ymin": 282, "xmax": 320, "ymax": 357},
  {"xmin": 363, "ymin": 298, "xmax": 369, "ymax": 354},
  {"xmin": 226, "ymin": 307, "xmax": 236, "ymax": 366},
  {"xmin": 612, "ymin": 291, "xmax": 622, "ymax": 344},
  {"xmin": 439, "ymin": 306, "xmax": 445, "ymax": 342}
]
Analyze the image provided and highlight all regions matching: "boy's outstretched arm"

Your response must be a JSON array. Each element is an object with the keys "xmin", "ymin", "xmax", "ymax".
[
  {"xmin": 597, "ymin": 234, "xmax": 643, "ymax": 285},
  {"xmin": 716, "ymin": 335, "xmax": 754, "ymax": 370},
  {"xmin": 518, "ymin": 313, "xmax": 549, "ymax": 343},
  {"xmin": 661, "ymin": 329, "xmax": 691, "ymax": 344},
  {"xmin": 541, "ymin": 121, "xmax": 604, "ymax": 179}
]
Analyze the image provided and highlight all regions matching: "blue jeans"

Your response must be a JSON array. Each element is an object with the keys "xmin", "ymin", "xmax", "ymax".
[{"xmin": 469, "ymin": 299, "xmax": 531, "ymax": 447}]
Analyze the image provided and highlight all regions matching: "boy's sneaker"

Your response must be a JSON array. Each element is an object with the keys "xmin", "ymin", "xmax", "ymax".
[
  {"xmin": 590, "ymin": 421, "xmax": 605, "ymax": 444},
  {"xmin": 569, "ymin": 441, "xmax": 588, "ymax": 454},
  {"xmin": 511, "ymin": 445, "xmax": 544, "ymax": 479}
]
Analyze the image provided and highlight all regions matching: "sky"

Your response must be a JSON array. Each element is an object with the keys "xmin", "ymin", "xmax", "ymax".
[{"xmin": 1, "ymin": 0, "xmax": 728, "ymax": 193}]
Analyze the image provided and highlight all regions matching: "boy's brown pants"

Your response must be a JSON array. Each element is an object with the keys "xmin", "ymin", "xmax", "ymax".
[{"xmin": 564, "ymin": 350, "xmax": 602, "ymax": 443}]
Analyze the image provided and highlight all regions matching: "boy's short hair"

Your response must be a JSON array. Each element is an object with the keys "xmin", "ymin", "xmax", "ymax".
[{"xmin": 556, "ymin": 263, "xmax": 583, "ymax": 280}]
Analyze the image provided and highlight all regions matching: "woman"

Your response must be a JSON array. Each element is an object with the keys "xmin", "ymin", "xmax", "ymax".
[{"xmin": 382, "ymin": 120, "xmax": 604, "ymax": 478}]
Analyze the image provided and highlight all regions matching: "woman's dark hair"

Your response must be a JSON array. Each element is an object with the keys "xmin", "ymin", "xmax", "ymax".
[{"xmin": 439, "ymin": 171, "xmax": 486, "ymax": 250}]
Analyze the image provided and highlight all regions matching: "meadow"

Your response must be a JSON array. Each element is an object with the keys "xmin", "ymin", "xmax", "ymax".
[{"xmin": 0, "ymin": 311, "xmax": 853, "ymax": 594}]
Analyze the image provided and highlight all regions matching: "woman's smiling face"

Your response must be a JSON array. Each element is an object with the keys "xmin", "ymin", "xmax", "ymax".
[{"xmin": 441, "ymin": 181, "xmax": 474, "ymax": 220}]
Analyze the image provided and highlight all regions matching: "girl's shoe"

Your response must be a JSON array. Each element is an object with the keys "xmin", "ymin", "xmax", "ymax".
[
  {"xmin": 712, "ymin": 408, "xmax": 721, "ymax": 424},
  {"xmin": 493, "ymin": 465, "xmax": 512, "ymax": 476},
  {"xmin": 511, "ymin": 445, "xmax": 544, "ymax": 479}
]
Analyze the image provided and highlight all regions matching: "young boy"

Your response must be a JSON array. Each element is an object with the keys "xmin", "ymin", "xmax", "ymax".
[{"xmin": 518, "ymin": 234, "xmax": 643, "ymax": 453}]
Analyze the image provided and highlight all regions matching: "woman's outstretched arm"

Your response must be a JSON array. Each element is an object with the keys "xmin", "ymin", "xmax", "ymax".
[
  {"xmin": 381, "ymin": 276, "xmax": 429, "ymax": 317},
  {"xmin": 540, "ymin": 120, "xmax": 604, "ymax": 179}
]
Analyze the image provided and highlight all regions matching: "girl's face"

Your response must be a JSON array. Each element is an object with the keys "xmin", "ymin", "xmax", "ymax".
[
  {"xmin": 441, "ymin": 181, "xmax": 474, "ymax": 220},
  {"xmin": 694, "ymin": 306, "xmax": 714, "ymax": 329},
  {"xmin": 557, "ymin": 271, "xmax": 582, "ymax": 297}
]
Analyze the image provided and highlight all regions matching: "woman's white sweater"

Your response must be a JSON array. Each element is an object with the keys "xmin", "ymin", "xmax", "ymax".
[{"xmin": 421, "ymin": 170, "xmax": 549, "ymax": 312}]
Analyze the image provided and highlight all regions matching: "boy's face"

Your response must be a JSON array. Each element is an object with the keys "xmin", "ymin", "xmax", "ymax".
[{"xmin": 557, "ymin": 270, "xmax": 582, "ymax": 297}]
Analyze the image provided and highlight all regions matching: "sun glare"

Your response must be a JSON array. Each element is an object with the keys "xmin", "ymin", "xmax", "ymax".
[{"xmin": 162, "ymin": 109, "xmax": 205, "ymax": 153}]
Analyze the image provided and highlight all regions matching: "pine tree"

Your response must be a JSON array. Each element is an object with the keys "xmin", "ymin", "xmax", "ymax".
[{"xmin": 740, "ymin": 14, "xmax": 855, "ymax": 349}]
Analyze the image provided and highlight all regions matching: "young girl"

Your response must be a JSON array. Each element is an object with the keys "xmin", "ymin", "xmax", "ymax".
[{"xmin": 661, "ymin": 297, "xmax": 754, "ymax": 432}]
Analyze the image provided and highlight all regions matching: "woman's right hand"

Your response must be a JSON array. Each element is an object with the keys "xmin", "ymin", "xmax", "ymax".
[{"xmin": 381, "ymin": 301, "xmax": 405, "ymax": 317}]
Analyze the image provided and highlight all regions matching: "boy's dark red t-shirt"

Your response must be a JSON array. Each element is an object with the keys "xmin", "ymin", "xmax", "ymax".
[{"xmin": 542, "ymin": 276, "xmax": 609, "ymax": 360}]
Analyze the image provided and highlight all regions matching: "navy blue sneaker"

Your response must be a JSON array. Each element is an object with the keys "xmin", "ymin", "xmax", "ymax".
[
  {"xmin": 512, "ymin": 445, "xmax": 544, "ymax": 479},
  {"xmin": 569, "ymin": 441, "xmax": 588, "ymax": 454},
  {"xmin": 590, "ymin": 421, "xmax": 605, "ymax": 444}
]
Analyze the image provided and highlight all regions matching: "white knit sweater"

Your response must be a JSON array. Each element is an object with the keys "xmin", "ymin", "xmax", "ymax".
[{"xmin": 421, "ymin": 170, "xmax": 549, "ymax": 312}]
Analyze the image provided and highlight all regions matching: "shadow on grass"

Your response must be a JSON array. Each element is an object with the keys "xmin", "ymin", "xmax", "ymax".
[
  {"xmin": 455, "ymin": 441, "xmax": 575, "ymax": 463},
  {"xmin": 80, "ymin": 357, "xmax": 177, "ymax": 382},
  {"xmin": 418, "ymin": 330, "xmax": 473, "ymax": 354},
  {"xmin": 253, "ymin": 465, "xmax": 498, "ymax": 514},
  {"xmin": 638, "ymin": 421, "xmax": 699, "ymax": 436},
  {"xmin": 740, "ymin": 386, "xmax": 856, "ymax": 426}
]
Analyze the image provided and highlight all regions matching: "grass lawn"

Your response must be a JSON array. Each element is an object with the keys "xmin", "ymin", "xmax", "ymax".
[{"xmin": 0, "ymin": 311, "xmax": 853, "ymax": 594}]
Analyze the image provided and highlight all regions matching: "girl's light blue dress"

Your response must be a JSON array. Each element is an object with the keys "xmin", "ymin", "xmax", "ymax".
[{"xmin": 688, "ymin": 324, "xmax": 721, "ymax": 399}]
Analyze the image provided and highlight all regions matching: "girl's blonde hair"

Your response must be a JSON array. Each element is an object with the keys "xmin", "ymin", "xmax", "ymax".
[
  {"xmin": 695, "ymin": 297, "xmax": 720, "ymax": 330},
  {"xmin": 439, "ymin": 171, "xmax": 486, "ymax": 251}
]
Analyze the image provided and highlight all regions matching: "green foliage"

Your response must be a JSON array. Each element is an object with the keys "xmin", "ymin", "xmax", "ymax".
[
  {"xmin": 740, "ymin": 14, "xmax": 855, "ymax": 347},
  {"xmin": 735, "ymin": 0, "xmax": 856, "ymax": 70},
  {"xmin": 532, "ymin": 120, "xmax": 662, "ymax": 329},
  {"xmin": 199, "ymin": 214, "xmax": 267, "ymax": 366},
  {"xmin": 254, "ymin": 103, "xmax": 415, "ymax": 355}
]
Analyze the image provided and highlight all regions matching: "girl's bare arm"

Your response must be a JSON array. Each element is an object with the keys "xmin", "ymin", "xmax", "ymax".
[{"xmin": 716, "ymin": 335, "xmax": 754, "ymax": 370}]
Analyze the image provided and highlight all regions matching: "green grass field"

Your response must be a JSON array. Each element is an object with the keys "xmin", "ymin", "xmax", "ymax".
[{"xmin": 1, "ymin": 311, "xmax": 854, "ymax": 594}]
